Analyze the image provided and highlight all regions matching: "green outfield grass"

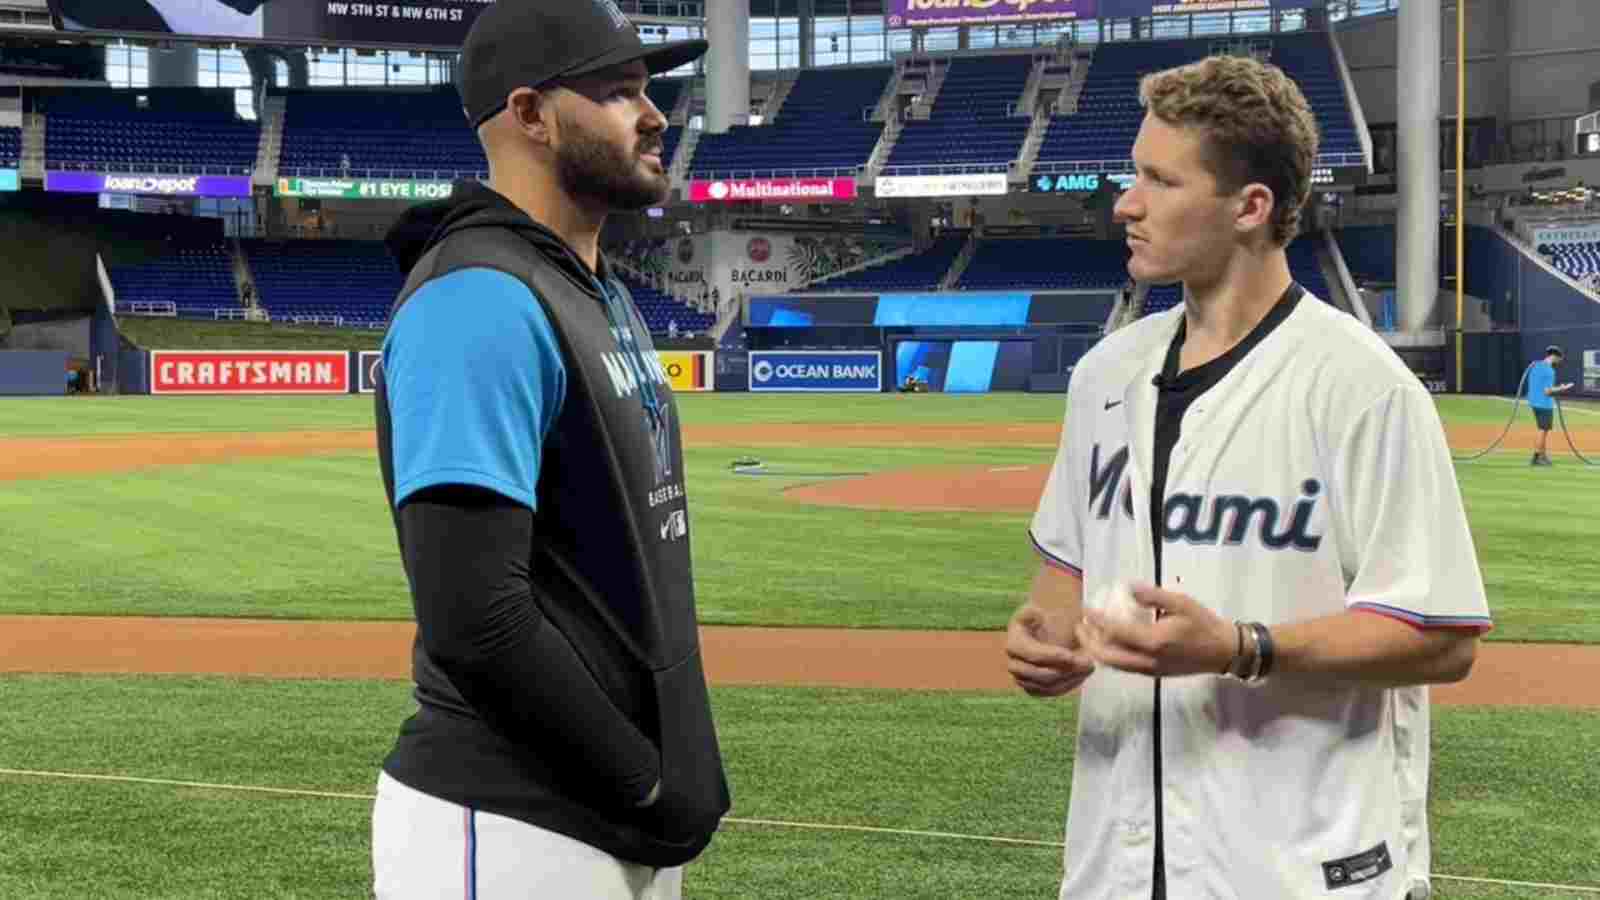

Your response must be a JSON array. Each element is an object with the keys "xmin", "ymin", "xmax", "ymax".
[
  {"xmin": 1, "ymin": 394, "xmax": 1597, "ymax": 639},
  {"xmin": 0, "ymin": 676, "xmax": 1594, "ymax": 899}
]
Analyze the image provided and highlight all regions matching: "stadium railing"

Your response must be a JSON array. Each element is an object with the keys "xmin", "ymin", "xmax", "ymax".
[
  {"xmin": 687, "ymin": 165, "xmax": 863, "ymax": 180},
  {"xmin": 878, "ymin": 162, "xmax": 1017, "ymax": 176},
  {"xmin": 47, "ymin": 160, "xmax": 253, "ymax": 176},
  {"xmin": 214, "ymin": 308, "xmax": 271, "ymax": 322},
  {"xmin": 291, "ymin": 314, "xmax": 345, "ymax": 328},
  {"xmin": 117, "ymin": 301, "xmax": 177, "ymax": 317},
  {"xmin": 279, "ymin": 166, "xmax": 488, "ymax": 181},
  {"xmin": 1030, "ymin": 151, "xmax": 1368, "ymax": 177}
]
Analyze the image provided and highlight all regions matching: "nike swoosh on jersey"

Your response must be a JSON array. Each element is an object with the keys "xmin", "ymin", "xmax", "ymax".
[{"xmin": 1104, "ymin": 399, "xmax": 1123, "ymax": 410}]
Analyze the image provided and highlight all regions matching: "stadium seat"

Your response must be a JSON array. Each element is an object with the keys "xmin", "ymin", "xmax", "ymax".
[
  {"xmin": 814, "ymin": 232, "xmax": 970, "ymax": 292},
  {"xmin": 614, "ymin": 271, "xmax": 717, "ymax": 335},
  {"xmin": 278, "ymin": 88, "xmax": 486, "ymax": 179},
  {"xmin": 42, "ymin": 89, "xmax": 258, "ymax": 174},
  {"xmin": 1037, "ymin": 34, "xmax": 1361, "ymax": 170},
  {"xmin": 885, "ymin": 56, "xmax": 1034, "ymax": 174},
  {"xmin": 0, "ymin": 126, "xmax": 20, "ymax": 168},
  {"xmin": 688, "ymin": 67, "xmax": 891, "ymax": 178},
  {"xmin": 957, "ymin": 238, "xmax": 1130, "ymax": 291},
  {"xmin": 243, "ymin": 240, "xmax": 401, "ymax": 328},
  {"xmin": 109, "ymin": 244, "xmax": 241, "ymax": 318},
  {"xmin": 277, "ymin": 79, "xmax": 689, "ymax": 181},
  {"xmin": 1542, "ymin": 240, "xmax": 1600, "ymax": 282}
]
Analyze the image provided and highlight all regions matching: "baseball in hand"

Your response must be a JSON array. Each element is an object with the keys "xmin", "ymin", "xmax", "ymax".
[{"xmin": 1096, "ymin": 581, "xmax": 1147, "ymax": 625}]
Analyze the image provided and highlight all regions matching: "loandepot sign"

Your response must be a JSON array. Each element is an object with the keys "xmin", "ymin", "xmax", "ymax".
[{"xmin": 275, "ymin": 177, "xmax": 458, "ymax": 201}]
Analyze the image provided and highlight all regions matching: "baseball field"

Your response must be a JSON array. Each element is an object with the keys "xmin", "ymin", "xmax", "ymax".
[{"xmin": 2, "ymin": 392, "xmax": 1598, "ymax": 898}]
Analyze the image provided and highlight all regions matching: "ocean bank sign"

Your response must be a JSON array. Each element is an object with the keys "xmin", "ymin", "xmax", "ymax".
[
  {"xmin": 748, "ymin": 351, "xmax": 882, "ymax": 392},
  {"xmin": 46, "ymin": 171, "xmax": 253, "ymax": 198}
]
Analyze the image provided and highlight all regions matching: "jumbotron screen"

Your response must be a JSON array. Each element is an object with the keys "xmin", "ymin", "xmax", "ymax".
[{"xmin": 48, "ymin": 0, "xmax": 491, "ymax": 49}]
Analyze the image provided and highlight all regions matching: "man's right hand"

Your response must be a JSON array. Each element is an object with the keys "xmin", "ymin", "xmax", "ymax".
[{"xmin": 1006, "ymin": 605, "xmax": 1095, "ymax": 698}]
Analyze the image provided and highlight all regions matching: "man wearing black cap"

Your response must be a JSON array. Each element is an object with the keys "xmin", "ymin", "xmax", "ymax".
[
  {"xmin": 1527, "ymin": 345, "xmax": 1574, "ymax": 466},
  {"xmin": 369, "ymin": 3, "xmax": 727, "ymax": 897}
]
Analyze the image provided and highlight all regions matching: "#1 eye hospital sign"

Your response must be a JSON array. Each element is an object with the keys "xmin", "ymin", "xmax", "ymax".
[{"xmin": 886, "ymin": 0, "xmax": 1098, "ymax": 27}]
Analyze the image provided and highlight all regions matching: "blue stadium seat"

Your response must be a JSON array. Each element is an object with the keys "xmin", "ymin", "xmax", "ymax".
[
  {"xmin": 1037, "ymin": 34, "xmax": 1361, "ymax": 170},
  {"xmin": 615, "ymin": 271, "xmax": 716, "ymax": 335},
  {"xmin": 689, "ymin": 67, "xmax": 891, "ymax": 178},
  {"xmin": 243, "ymin": 240, "xmax": 401, "ymax": 328},
  {"xmin": 277, "ymin": 79, "xmax": 690, "ymax": 180},
  {"xmin": 885, "ymin": 56, "xmax": 1033, "ymax": 174},
  {"xmin": 958, "ymin": 238, "xmax": 1129, "ymax": 291},
  {"xmin": 109, "ymin": 244, "xmax": 240, "ymax": 317},
  {"xmin": 42, "ymin": 89, "xmax": 258, "ymax": 174},
  {"xmin": 278, "ymin": 88, "xmax": 485, "ymax": 179},
  {"xmin": 0, "ymin": 126, "xmax": 20, "ymax": 168},
  {"xmin": 815, "ymin": 232, "xmax": 969, "ymax": 292},
  {"xmin": 1542, "ymin": 240, "xmax": 1600, "ymax": 281}
]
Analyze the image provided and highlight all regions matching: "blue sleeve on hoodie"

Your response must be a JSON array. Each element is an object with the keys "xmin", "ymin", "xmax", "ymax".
[{"xmin": 382, "ymin": 267, "xmax": 566, "ymax": 508}]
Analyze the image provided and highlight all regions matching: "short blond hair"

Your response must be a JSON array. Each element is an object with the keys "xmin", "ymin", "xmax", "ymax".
[{"xmin": 1139, "ymin": 54, "xmax": 1320, "ymax": 246}]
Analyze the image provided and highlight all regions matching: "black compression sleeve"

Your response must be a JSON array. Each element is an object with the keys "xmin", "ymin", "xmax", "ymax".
[{"xmin": 398, "ymin": 485, "xmax": 660, "ymax": 809}]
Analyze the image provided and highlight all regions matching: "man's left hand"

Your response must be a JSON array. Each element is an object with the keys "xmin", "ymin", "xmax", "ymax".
[{"xmin": 1076, "ymin": 584, "xmax": 1237, "ymax": 678}]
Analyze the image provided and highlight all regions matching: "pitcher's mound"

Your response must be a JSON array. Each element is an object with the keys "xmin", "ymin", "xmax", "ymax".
[{"xmin": 785, "ymin": 464, "xmax": 1049, "ymax": 513}]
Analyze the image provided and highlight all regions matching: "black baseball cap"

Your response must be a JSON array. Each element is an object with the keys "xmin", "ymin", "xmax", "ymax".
[
  {"xmin": 459, "ymin": 0, "xmax": 709, "ymax": 128},
  {"xmin": 1547, "ymin": 344, "xmax": 1564, "ymax": 357}
]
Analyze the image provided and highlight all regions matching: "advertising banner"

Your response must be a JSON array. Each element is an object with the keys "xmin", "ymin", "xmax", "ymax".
[
  {"xmin": 1029, "ymin": 172, "xmax": 1135, "ymax": 194},
  {"xmin": 886, "ymin": 0, "xmax": 1097, "ymax": 28},
  {"xmin": 1530, "ymin": 223, "xmax": 1600, "ymax": 247},
  {"xmin": 1099, "ymin": 0, "xmax": 1324, "ymax": 13},
  {"xmin": 748, "ymin": 350, "xmax": 882, "ymax": 393},
  {"xmin": 648, "ymin": 232, "xmax": 816, "ymax": 303},
  {"xmin": 0, "ymin": 169, "xmax": 18, "ymax": 192},
  {"xmin": 275, "ymin": 176, "xmax": 457, "ymax": 201},
  {"xmin": 49, "ymin": 0, "xmax": 493, "ymax": 50},
  {"xmin": 657, "ymin": 351, "xmax": 714, "ymax": 392},
  {"xmin": 47, "ymin": 171, "xmax": 253, "ymax": 198},
  {"xmin": 357, "ymin": 350, "xmax": 383, "ymax": 394},
  {"xmin": 689, "ymin": 177, "xmax": 857, "ymax": 204},
  {"xmin": 150, "ymin": 350, "xmax": 351, "ymax": 395},
  {"xmin": 875, "ymin": 172, "xmax": 1009, "ymax": 199}
]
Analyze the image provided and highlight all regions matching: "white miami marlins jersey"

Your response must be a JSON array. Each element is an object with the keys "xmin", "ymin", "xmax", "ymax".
[{"xmin": 1029, "ymin": 296, "xmax": 1491, "ymax": 900}]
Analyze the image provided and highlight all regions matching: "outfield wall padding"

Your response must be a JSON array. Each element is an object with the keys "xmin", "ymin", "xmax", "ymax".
[{"xmin": 0, "ymin": 350, "xmax": 68, "ymax": 395}]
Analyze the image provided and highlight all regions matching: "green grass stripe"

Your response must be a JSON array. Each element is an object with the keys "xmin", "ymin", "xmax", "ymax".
[{"xmin": 0, "ymin": 676, "xmax": 1595, "ymax": 898}]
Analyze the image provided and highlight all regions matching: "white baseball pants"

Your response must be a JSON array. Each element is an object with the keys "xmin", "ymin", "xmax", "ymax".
[{"xmin": 371, "ymin": 771, "xmax": 684, "ymax": 900}]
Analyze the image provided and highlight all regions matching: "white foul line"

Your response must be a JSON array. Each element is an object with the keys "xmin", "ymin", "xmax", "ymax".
[
  {"xmin": 0, "ymin": 767, "xmax": 374, "ymax": 801},
  {"xmin": 1431, "ymin": 874, "xmax": 1600, "ymax": 894},
  {"xmin": 1494, "ymin": 396, "xmax": 1600, "ymax": 416},
  {"xmin": 718, "ymin": 815, "xmax": 1064, "ymax": 848},
  {"xmin": 2, "ymin": 768, "xmax": 1598, "ymax": 893}
]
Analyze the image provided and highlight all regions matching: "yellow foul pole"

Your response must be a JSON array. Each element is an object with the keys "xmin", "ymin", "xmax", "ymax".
[{"xmin": 1455, "ymin": 0, "xmax": 1466, "ymax": 391}]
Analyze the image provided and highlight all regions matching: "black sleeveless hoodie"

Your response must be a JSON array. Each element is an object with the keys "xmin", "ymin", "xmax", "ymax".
[{"xmin": 375, "ymin": 180, "xmax": 729, "ymax": 868}]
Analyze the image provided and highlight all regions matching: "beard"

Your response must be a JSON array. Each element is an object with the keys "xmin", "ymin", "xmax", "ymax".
[{"xmin": 555, "ymin": 116, "xmax": 669, "ymax": 212}]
